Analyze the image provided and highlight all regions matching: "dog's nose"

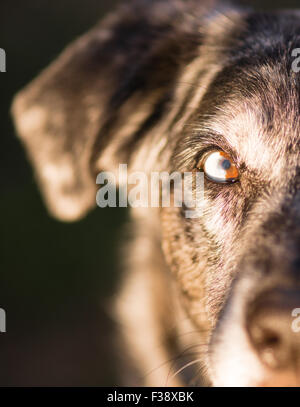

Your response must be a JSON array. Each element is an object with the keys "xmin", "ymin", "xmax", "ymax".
[{"xmin": 246, "ymin": 288, "xmax": 300, "ymax": 370}]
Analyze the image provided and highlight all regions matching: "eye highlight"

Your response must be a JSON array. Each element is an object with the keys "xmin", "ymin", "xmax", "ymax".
[{"xmin": 199, "ymin": 150, "xmax": 239, "ymax": 183}]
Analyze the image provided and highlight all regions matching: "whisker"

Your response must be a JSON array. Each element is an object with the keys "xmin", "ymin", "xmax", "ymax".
[
  {"xmin": 165, "ymin": 343, "xmax": 208, "ymax": 386},
  {"xmin": 142, "ymin": 347, "xmax": 203, "ymax": 382},
  {"xmin": 169, "ymin": 358, "xmax": 202, "ymax": 383}
]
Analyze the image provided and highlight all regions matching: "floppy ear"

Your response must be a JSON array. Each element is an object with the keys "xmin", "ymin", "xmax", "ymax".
[{"xmin": 11, "ymin": 0, "xmax": 219, "ymax": 221}]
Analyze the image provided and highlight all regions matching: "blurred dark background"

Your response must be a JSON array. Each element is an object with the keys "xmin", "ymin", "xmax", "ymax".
[{"xmin": 0, "ymin": 0, "xmax": 298, "ymax": 386}]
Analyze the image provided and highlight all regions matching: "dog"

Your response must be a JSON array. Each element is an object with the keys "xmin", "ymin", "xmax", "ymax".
[{"xmin": 12, "ymin": 0, "xmax": 300, "ymax": 386}]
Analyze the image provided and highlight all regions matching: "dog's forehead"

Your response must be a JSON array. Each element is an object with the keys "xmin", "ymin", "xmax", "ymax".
[
  {"xmin": 193, "ymin": 9, "xmax": 300, "ymax": 180},
  {"xmin": 198, "ymin": 64, "xmax": 300, "ymax": 181}
]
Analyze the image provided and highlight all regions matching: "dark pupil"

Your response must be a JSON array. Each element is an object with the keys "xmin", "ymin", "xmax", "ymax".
[{"xmin": 221, "ymin": 159, "xmax": 231, "ymax": 170}]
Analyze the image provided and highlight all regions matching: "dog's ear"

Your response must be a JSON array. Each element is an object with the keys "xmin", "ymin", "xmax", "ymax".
[{"xmin": 11, "ymin": 0, "xmax": 219, "ymax": 221}]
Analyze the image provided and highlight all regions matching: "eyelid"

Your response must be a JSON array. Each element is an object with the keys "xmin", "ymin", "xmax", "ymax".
[
  {"xmin": 194, "ymin": 135, "xmax": 240, "ymax": 168},
  {"xmin": 196, "ymin": 146, "xmax": 240, "ymax": 169},
  {"xmin": 196, "ymin": 147, "xmax": 223, "ymax": 169}
]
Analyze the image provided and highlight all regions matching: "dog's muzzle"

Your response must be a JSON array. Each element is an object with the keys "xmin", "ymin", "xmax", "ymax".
[
  {"xmin": 246, "ymin": 286, "xmax": 300, "ymax": 386},
  {"xmin": 210, "ymin": 190, "xmax": 300, "ymax": 386}
]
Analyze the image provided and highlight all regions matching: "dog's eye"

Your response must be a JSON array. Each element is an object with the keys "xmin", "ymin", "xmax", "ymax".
[{"xmin": 201, "ymin": 150, "xmax": 239, "ymax": 183}]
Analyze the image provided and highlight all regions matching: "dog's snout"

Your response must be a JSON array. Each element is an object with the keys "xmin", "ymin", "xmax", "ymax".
[{"xmin": 246, "ymin": 288, "xmax": 300, "ymax": 371}]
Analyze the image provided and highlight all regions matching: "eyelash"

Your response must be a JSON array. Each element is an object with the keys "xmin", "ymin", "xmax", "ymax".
[
  {"xmin": 195, "ymin": 146, "xmax": 224, "ymax": 170},
  {"xmin": 194, "ymin": 146, "xmax": 219, "ymax": 169}
]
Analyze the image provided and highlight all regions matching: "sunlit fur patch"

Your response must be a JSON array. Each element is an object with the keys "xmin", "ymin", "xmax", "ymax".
[{"xmin": 209, "ymin": 276, "xmax": 267, "ymax": 386}]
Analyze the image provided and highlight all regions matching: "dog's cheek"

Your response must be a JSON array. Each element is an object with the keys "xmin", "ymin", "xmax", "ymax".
[
  {"xmin": 160, "ymin": 206, "xmax": 213, "ymax": 330},
  {"xmin": 200, "ymin": 188, "xmax": 248, "ymax": 318},
  {"xmin": 202, "ymin": 186, "xmax": 244, "ymax": 250}
]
